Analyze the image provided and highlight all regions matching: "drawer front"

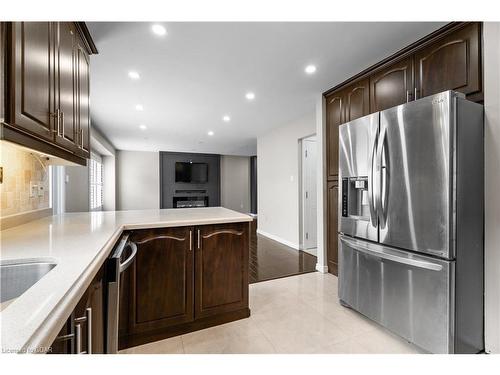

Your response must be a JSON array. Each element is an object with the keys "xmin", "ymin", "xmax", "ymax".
[{"xmin": 339, "ymin": 235, "xmax": 454, "ymax": 354}]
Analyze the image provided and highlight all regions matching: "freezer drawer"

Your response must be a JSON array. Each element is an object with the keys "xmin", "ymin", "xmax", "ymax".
[{"xmin": 338, "ymin": 235, "xmax": 454, "ymax": 354}]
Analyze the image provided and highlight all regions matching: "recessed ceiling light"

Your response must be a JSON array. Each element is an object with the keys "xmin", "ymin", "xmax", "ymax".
[
  {"xmin": 139, "ymin": 124, "xmax": 147, "ymax": 130},
  {"xmin": 222, "ymin": 115, "xmax": 231, "ymax": 122},
  {"xmin": 128, "ymin": 71, "xmax": 140, "ymax": 80},
  {"xmin": 151, "ymin": 24, "xmax": 167, "ymax": 36},
  {"xmin": 135, "ymin": 104, "xmax": 144, "ymax": 111},
  {"xmin": 245, "ymin": 92, "xmax": 255, "ymax": 101},
  {"xmin": 208, "ymin": 131, "xmax": 214, "ymax": 136},
  {"xmin": 305, "ymin": 65, "xmax": 317, "ymax": 74}
]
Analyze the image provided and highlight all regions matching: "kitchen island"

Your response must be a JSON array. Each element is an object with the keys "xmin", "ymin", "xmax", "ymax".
[{"xmin": 0, "ymin": 207, "xmax": 252, "ymax": 353}]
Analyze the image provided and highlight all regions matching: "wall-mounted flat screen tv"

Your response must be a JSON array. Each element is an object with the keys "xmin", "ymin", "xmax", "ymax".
[{"xmin": 175, "ymin": 162, "xmax": 208, "ymax": 183}]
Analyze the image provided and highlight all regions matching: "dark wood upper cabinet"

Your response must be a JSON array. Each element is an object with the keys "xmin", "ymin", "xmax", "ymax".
[
  {"xmin": 325, "ymin": 92, "xmax": 344, "ymax": 180},
  {"xmin": 76, "ymin": 42, "xmax": 90, "ymax": 157},
  {"xmin": 9, "ymin": 22, "xmax": 55, "ymax": 141},
  {"xmin": 128, "ymin": 227, "xmax": 194, "ymax": 334},
  {"xmin": 415, "ymin": 22, "xmax": 481, "ymax": 100},
  {"xmin": 1, "ymin": 23, "xmax": 5, "ymax": 122},
  {"xmin": 2, "ymin": 22, "xmax": 96, "ymax": 166},
  {"xmin": 54, "ymin": 22, "xmax": 78, "ymax": 152},
  {"xmin": 370, "ymin": 57, "xmax": 414, "ymax": 112},
  {"xmin": 327, "ymin": 181, "xmax": 339, "ymax": 276},
  {"xmin": 195, "ymin": 222, "xmax": 249, "ymax": 319},
  {"xmin": 343, "ymin": 79, "xmax": 370, "ymax": 122}
]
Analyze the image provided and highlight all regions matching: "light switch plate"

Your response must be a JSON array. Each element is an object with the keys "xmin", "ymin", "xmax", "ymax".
[
  {"xmin": 37, "ymin": 182, "xmax": 45, "ymax": 197},
  {"xmin": 29, "ymin": 181, "xmax": 38, "ymax": 198}
]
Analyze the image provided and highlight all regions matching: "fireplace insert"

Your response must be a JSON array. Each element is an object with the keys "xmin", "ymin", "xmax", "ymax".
[{"xmin": 173, "ymin": 196, "xmax": 209, "ymax": 208}]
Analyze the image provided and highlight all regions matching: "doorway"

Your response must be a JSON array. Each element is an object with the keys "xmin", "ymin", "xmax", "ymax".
[{"xmin": 300, "ymin": 135, "xmax": 317, "ymax": 256}]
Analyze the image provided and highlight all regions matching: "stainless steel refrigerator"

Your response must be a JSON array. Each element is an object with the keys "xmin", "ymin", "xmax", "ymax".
[{"xmin": 338, "ymin": 90, "xmax": 484, "ymax": 354}]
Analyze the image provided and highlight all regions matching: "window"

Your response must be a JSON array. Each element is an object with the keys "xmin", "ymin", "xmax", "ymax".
[{"xmin": 90, "ymin": 155, "xmax": 103, "ymax": 211}]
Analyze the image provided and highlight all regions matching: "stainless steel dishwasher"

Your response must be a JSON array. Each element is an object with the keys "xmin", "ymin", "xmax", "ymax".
[{"xmin": 105, "ymin": 233, "xmax": 137, "ymax": 354}]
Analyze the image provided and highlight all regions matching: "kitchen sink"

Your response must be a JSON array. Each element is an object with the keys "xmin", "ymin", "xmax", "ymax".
[{"xmin": 0, "ymin": 259, "xmax": 57, "ymax": 304}]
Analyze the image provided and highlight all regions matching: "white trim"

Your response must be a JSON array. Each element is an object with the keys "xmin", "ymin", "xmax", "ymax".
[
  {"xmin": 316, "ymin": 263, "xmax": 328, "ymax": 273},
  {"xmin": 315, "ymin": 94, "xmax": 327, "ymax": 272},
  {"xmin": 299, "ymin": 134, "xmax": 318, "ymax": 251},
  {"xmin": 256, "ymin": 229, "xmax": 300, "ymax": 250}
]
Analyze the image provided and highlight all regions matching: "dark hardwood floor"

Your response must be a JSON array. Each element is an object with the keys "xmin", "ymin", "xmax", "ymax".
[{"xmin": 249, "ymin": 219, "xmax": 317, "ymax": 284}]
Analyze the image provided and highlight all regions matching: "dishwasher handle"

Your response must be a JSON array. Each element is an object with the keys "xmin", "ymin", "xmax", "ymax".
[
  {"xmin": 111, "ymin": 234, "xmax": 137, "ymax": 273},
  {"xmin": 119, "ymin": 241, "xmax": 137, "ymax": 273}
]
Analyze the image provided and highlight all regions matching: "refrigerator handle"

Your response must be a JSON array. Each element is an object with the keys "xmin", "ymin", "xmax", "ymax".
[
  {"xmin": 368, "ymin": 130, "xmax": 378, "ymax": 227},
  {"xmin": 340, "ymin": 235, "xmax": 443, "ymax": 271},
  {"xmin": 376, "ymin": 126, "xmax": 389, "ymax": 229}
]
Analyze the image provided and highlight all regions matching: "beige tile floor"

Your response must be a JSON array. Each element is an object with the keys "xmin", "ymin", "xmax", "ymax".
[{"xmin": 120, "ymin": 272, "xmax": 426, "ymax": 354}]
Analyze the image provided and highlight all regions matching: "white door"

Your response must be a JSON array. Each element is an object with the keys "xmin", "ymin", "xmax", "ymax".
[{"xmin": 302, "ymin": 137, "xmax": 317, "ymax": 249}]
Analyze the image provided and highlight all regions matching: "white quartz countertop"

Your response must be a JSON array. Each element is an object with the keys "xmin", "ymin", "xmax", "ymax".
[{"xmin": 0, "ymin": 207, "xmax": 252, "ymax": 353}]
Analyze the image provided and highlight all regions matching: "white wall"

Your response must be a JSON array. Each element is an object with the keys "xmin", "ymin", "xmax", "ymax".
[
  {"xmin": 64, "ymin": 165, "xmax": 90, "ymax": 213},
  {"xmin": 257, "ymin": 112, "xmax": 316, "ymax": 249},
  {"xmin": 91, "ymin": 126, "xmax": 117, "ymax": 211},
  {"xmin": 484, "ymin": 22, "xmax": 500, "ymax": 354},
  {"xmin": 63, "ymin": 127, "xmax": 117, "ymax": 213},
  {"xmin": 102, "ymin": 155, "xmax": 116, "ymax": 211},
  {"xmin": 116, "ymin": 150, "xmax": 159, "ymax": 210},
  {"xmin": 221, "ymin": 155, "xmax": 251, "ymax": 213}
]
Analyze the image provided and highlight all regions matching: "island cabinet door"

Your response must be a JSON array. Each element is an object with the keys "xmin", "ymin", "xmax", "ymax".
[
  {"xmin": 74, "ymin": 268, "xmax": 105, "ymax": 354},
  {"xmin": 128, "ymin": 227, "xmax": 194, "ymax": 334},
  {"xmin": 194, "ymin": 222, "xmax": 249, "ymax": 319}
]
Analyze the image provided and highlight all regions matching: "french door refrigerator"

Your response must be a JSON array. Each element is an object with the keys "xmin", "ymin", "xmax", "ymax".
[{"xmin": 338, "ymin": 91, "xmax": 484, "ymax": 354}]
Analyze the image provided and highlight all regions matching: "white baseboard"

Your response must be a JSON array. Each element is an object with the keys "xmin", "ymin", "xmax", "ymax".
[
  {"xmin": 315, "ymin": 263, "xmax": 329, "ymax": 273},
  {"xmin": 256, "ymin": 229, "xmax": 300, "ymax": 250}
]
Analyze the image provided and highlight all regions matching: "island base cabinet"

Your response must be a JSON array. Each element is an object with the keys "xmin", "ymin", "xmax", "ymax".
[{"xmin": 118, "ymin": 222, "xmax": 250, "ymax": 350}]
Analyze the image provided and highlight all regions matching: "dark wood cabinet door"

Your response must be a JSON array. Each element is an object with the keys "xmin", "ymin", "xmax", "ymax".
[
  {"xmin": 370, "ymin": 57, "xmax": 414, "ymax": 112},
  {"xmin": 73, "ymin": 268, "xmax": 104, "ymax": 354},
  {"xmin": 325, "ymin": 92, "xmax": 344, "ymax": 180},
  {"xmin": 327, "ymin": 181, "xmax": 339, "ymax": 276},
  {"xmin": 415, "ymin": 23, "xmax": 481, "ymax": 100},
  {"xmin": 129, "ymin": 227, "xmax": 194, "ymax": 334},
  {"xmin": 195, "ymin": 222, "xmax": 249, "ymax": 319},
  {"xmin": 54, "ymin": 22, "xmax": 78, "ymax": 152},
  {"xmin": 1, "ymin": 23, "xmax": 6, "ymax": 122},
  {"xmin": 76, "ymin": 41, "xmax": 90, "ymax": 157},
  {"xmin": 10, "ymin": 22, "xmax": 55, "ymax": 141},
  {"xmin": 49, "ymin": 318, "xmax": 74, "ymax": 354},
  {"xmin": 343, "ymin": 79, "xmax": 369, "ymax": 122}
]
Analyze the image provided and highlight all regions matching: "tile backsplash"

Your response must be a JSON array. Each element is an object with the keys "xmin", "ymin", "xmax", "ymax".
[{"xmin": 0, "ymin": 142, "xmax": 51, "ymax": 218}]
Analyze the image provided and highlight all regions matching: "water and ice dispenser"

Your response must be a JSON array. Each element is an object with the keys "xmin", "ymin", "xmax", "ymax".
[{"xmin": 341, "ymin": 177, "xmax": 370, "ymax": 219}]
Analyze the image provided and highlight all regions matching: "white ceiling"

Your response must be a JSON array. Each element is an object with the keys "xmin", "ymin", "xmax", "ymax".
[{"xmin": 88, "ymin": 22, "xmax": 446, "ymax": 156}]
